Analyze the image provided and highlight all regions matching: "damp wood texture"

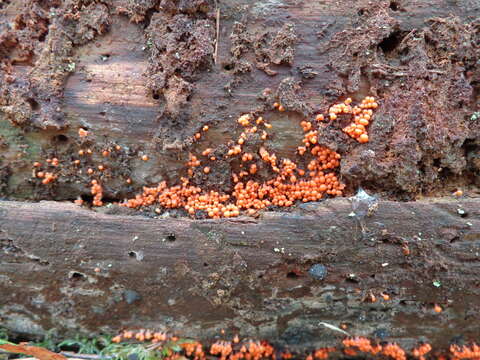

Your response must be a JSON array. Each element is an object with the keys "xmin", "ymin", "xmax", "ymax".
[
  {"xmin": 0, "ymin": 0, "xmax": 480, "ymax": 351},
  {"xmin": 1, "ymin": 198, "xmax": 480, "ymax": 349}
]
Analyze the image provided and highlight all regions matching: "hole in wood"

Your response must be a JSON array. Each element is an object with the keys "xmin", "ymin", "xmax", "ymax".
[
  {"xmin": 27, "ymin": 98, "xmax": 40, "ymax": 111},
  {"xmin": 69, "ymin": 271, "xmax": 86, "ymax": 281},
  {"xmin": 379, "ymin": 31, "xmax": 405, "ymax": 54},
  {"xmin": 389, "ymin": 1, "xmax": 399, "ymax": 11},
  {"xmin": 287, "ymin": 271, "xmax": 300, "ymax": 279},
  {"xmin": 53, "ymin": 134, "xmax": 69, "ymax": 143}
]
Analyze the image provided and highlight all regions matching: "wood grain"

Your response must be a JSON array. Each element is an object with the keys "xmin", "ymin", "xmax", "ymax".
[{"xmin": 1, "ymin": 197, "xmax": 479, "ymax": 348}]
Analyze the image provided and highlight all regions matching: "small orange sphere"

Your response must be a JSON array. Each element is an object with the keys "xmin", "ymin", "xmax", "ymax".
[
  {"xmin": 358, "ymin": 134, "xmax": 369, "ymax": 143},
  {"xmin": 112, "ymin": 336, "xmax": 121, "ymax": 343},
  {"xmin": 78, "ymin": 128, "xmax": 89, "ymax": 137}
]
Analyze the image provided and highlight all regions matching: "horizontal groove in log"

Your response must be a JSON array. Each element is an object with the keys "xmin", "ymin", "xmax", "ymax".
[{"xmin": 1, "ymin": 198, "xmax": 479, "ymax": 349}]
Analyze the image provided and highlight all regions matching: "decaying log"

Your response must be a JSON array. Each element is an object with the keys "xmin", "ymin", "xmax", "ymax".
[
  {"xmin": 1, "ymin": 197, "xmax": 480, "ymax": 349},
  {"xmin": 1, "ymin": 0, "xmax": 480, "ymax": 351}
]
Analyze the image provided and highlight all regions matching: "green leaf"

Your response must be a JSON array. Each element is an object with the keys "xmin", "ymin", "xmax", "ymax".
[{"xmin": 170, "ymin": 345, "xmax": 181, "ymax": 352}]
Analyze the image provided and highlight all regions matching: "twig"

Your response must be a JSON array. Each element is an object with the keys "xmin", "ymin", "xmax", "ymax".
[
  {"xmin": 398, "ymin": 29, "xmax": 416, "ymax": 49},
  {"xmin": 16, "ymin": 358, "xmax": 101, "ymax": 360},
  {"xmin": 60, "ymin": 352, "xmax": 112, "ymax": 360},
  {"xmin": 319, "ymin": 322, "xmax": 351, "ymax": 336},
  {"xmin": 145, "ymin": 342, "xmax": 165, "ymax": 352},
  {"xmin": 371, "ymin": 63, "xmax": 407, "ymax": 77},
  {"xmin": 372, "ymin": 68, "xmax": 407, "ymax": 77},
  {"xmin": 214, "ymin": 0, "xmax": 220, "ymax": 64}
]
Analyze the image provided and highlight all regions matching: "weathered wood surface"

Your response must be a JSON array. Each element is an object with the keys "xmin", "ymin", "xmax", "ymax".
[
  {"xmin": 1, "ymin": 197, "xmax": 480, "ymax": 348},
  {"xmin": 1, "ymin": 0, "xmax": 479, "ymax": 201},
  {"xmin": 1, "ymin": 0, "xmax": 480, "ymax": 351}
]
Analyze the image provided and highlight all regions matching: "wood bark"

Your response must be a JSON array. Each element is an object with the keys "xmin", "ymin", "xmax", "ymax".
[{"xmin": 1, "ymin": 198, "xmax": 480, "ymax": 349}]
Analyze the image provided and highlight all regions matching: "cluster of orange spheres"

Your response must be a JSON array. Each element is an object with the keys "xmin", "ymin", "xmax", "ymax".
[
  {"xmin": 341, "ymin": 96, "xmax": 378, "ymax": 143},
  {"xmin": 112, "ymin": 329, "xmax": 169, "ymax": 343},
  {"xmin": 412, "ymin": 344, "xmax": 432, "ymax": 360},
  {"xmin": 306, "ymin": 347, "xmax": 336, "ymax": 360},
  {"xmin": 109, "ymin": 330, "xmax": 465, "ymax": 360},
  {"xmin": 122, "ymin": 144, "xmax": 345, "ymax": 218},
  {"xmin": 90, "ymin": 179, "xmax": 103, "ymax": 206},
  {"xmin": 121, "ymin": 97, "xmax": 379, "ymax": 218},
  {"xmin": 111, "ymin": 329, "xmax": 281, "ymax": 360},
  {"xmin": 209, "ymin": 340, "xmax": 275, "ymax": 360},
  {"xmin": 450, "ymin": 343, "xmax": 480, "ymax": 360},
  {"xmin": 342, "ymin": 337, "xmax": 383, "ymax": 356},
  {"xmin": 32, "ymin": 96, "xmax": 376, "ymax": 213},
  {"xmin": 339, "ymin": 338, "xmax": 407, "ymax": 360},
  {"xmin": 31, "ymin": 129, "xmax": 134, "ymax": 208},
  {"xmin": 32, "ymin": 160, "xmax": 58, "ymax": 185}
]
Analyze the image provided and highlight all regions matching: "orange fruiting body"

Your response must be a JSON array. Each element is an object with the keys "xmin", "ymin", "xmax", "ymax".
[
  {"xmin": 340, "ymin": 96, "xmax": 377, "ymax": 143},
  {"xmin": 78, "ymin": 128, "xmax": 89, "ymax": 137},
  {"xmin": 29, "ymin": 96, "xmax": 379, "ymax": 215}
]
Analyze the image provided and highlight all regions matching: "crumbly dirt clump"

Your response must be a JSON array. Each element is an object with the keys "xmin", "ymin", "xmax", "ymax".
[{"xmin": 321, "ymin": 4, "xmax": 480, "ymax": 197}]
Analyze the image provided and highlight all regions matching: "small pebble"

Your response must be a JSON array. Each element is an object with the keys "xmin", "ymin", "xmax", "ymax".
[
  {"xmin": 372, "ymin": 328, "xmax": 389, "ymax": 340},
  {"xmin": 123, "ymin": 290, "xmax": 141, "ymax": 304},
  {"xmin": 308, "ymin": 264, "xmax": 327, "ymax": 280}
]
